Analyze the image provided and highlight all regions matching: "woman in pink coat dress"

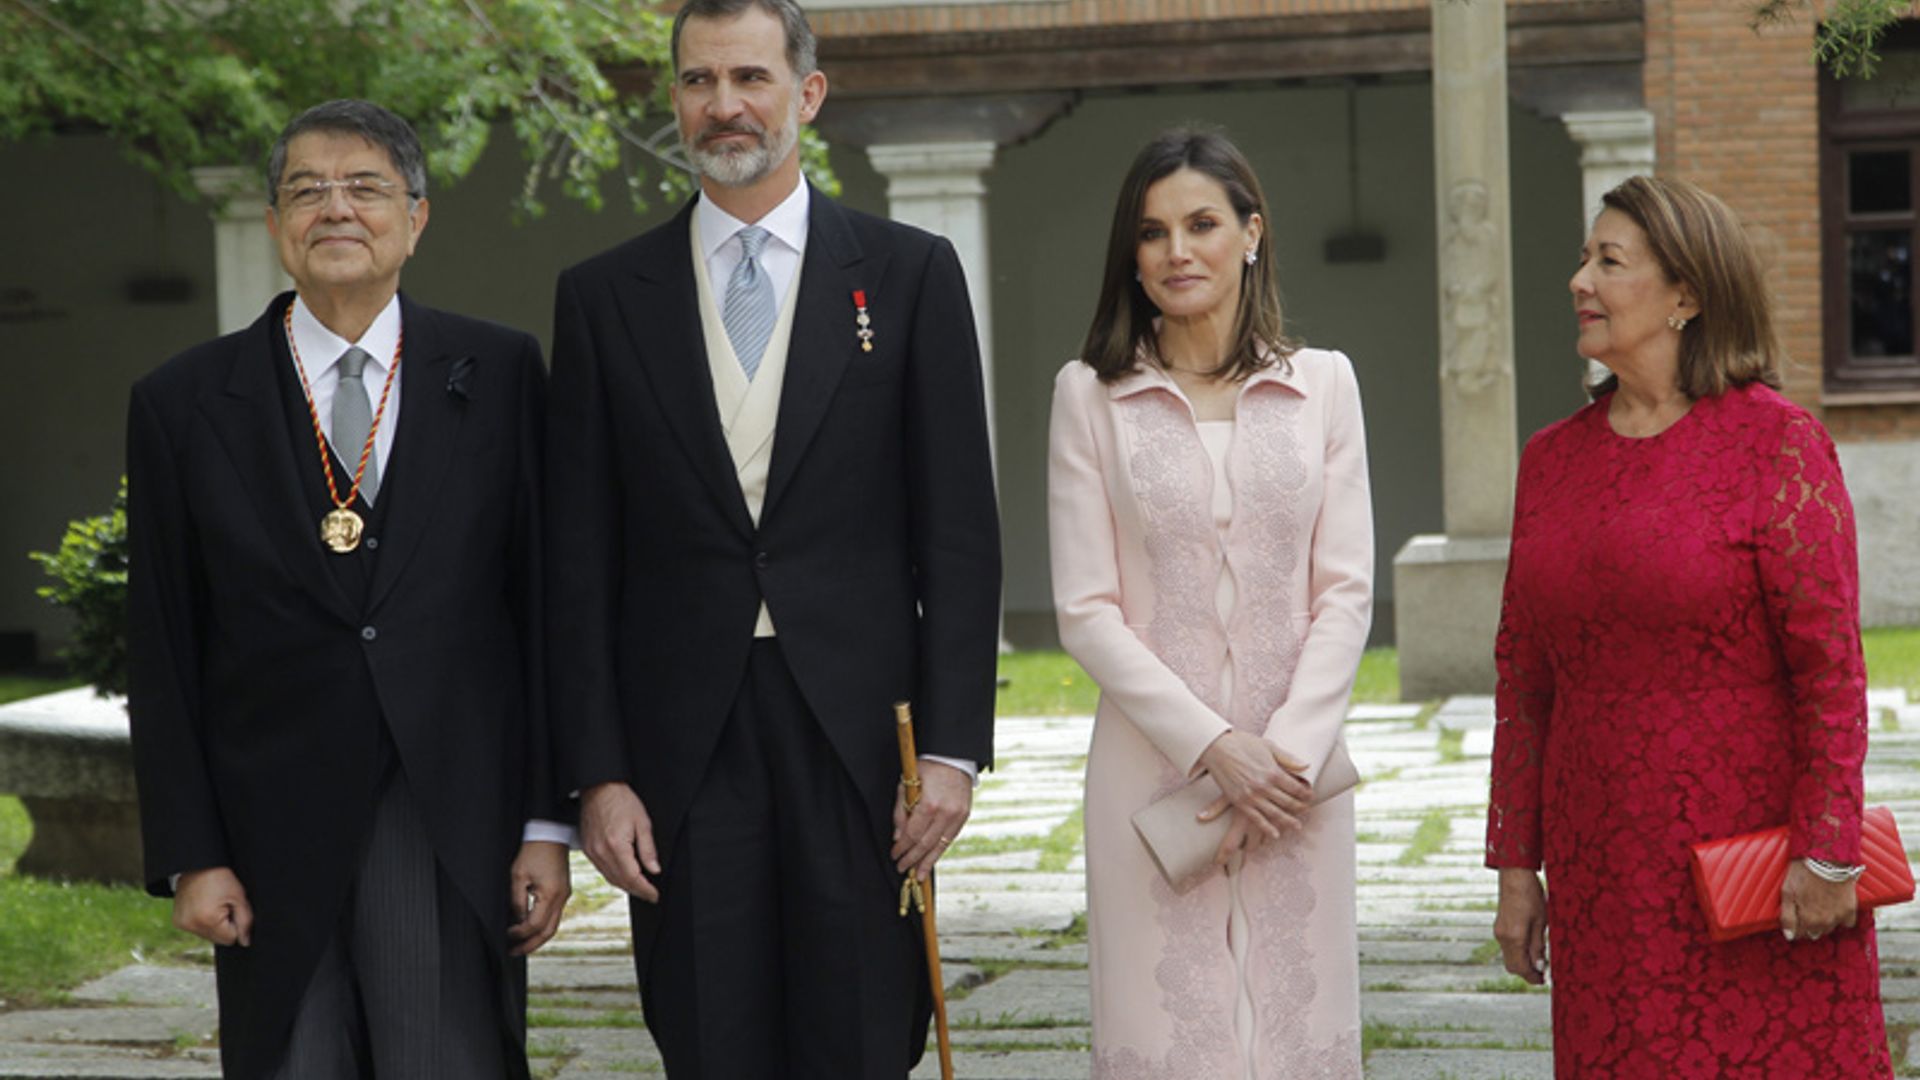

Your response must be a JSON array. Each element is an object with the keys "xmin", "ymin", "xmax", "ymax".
[{"xmin": 1049, "ymin": 129, "xmax": 1373, "ymax": 1079}]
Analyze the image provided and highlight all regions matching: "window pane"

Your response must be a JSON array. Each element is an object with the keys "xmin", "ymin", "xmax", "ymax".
[
  {"xmin": 1850, "ymin": 150, "xmax": 1911, "ymax": 215},
  {"xmin": 1840, "ymin": 51, "xmax": 1920, "ymax": 111},
  {"xmin": 1850, "ymin": 229, "xmax": 1914, "ymax": 357}
]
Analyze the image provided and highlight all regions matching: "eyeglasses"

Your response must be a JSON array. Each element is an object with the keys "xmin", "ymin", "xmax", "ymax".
[{"xmin": 278, "ymin": 177, "xmax": 412, "ymax": 212}]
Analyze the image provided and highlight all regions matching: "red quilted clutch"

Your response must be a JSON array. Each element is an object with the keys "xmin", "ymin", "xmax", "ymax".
[{"xmin": 1689, "ymin": 806, "xmax": 1916, "ymax": 942}]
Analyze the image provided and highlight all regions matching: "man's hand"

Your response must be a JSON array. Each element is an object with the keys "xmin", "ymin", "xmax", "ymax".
[
  {"xmin": 891, "ymin": 760, "xmax": 972, "ymax": 881},
  {"xmin": 580, "ymin": 782, "xmax": 661, "ymax": 903},
  {"xmin": 1493, "ymin": 867, "xmax": 1548, "ymax": 985},
  {"xmin": 173, "ymin": 867, "xmax": 253, "ymax": 947},
  {"xmin": 507, "ymin": 841, "xmax": 571, "ymax": 956},
  {"xmin": 1780, "ymin": 860, "xmax": 1858, "ymax": 942}
]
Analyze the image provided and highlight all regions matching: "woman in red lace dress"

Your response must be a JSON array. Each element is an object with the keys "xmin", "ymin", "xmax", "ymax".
[{"xmin": 1485, "ymin": 175, "xmax": 1892, "ymax": 1077}]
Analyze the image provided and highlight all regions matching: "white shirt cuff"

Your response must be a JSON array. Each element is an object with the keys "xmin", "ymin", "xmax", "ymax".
[
  {"xmin": 920, "ymin": 754, "xmax": 979, "ymax": 785},
  {"xmin": 523, "ymin": 819, "xmax": 579, "ymax": 848}
]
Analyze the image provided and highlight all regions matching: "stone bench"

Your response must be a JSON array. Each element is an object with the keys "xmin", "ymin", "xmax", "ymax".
[{"xmin": 0, "ymin": 687, "xmax": 143, "ymax": 884}]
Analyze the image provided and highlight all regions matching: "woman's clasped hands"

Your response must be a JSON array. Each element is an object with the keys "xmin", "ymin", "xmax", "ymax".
[{"xmin": 1195, "ymin": 730, "xmax": 1313, "ymax": 865}]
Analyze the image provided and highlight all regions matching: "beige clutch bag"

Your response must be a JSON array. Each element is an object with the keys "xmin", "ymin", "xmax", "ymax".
[{"xmin": 1131, "ymin": 741, "xmax": 1360, "ymax": 891}]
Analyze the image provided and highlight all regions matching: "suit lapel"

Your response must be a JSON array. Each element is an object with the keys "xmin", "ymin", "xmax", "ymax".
[
  {"xmin": 202, "ymin": 297, "xmax": 359, "ymax": 625},
  {"xmin": 762, "ymin": 189, "xmax": 883, "ymax": 522},
  {"xmin": 364, "ymin": 295, "xmax": 460, "ymax": 612},
  {"xmin": 617, "ymin": 203, "xmax": 756, "ymax": 537}
]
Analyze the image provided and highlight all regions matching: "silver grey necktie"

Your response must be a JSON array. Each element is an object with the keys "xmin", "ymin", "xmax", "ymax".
[
  {"xmin": 722, "ymin": 226, "xmax": 777, "ymax": 381},
  {"xmin": 331, "ymin": 347, "xmax": 380, "ymax": 505}
]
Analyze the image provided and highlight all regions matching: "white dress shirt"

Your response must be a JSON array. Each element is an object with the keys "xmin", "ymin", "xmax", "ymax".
[
  {"xmin": 695, "ymin": 179, "xmax": 810, "ymax": 310},
  {"xmin": 289, "ymin": 295, "xmax": 402, "ymax": 494}
]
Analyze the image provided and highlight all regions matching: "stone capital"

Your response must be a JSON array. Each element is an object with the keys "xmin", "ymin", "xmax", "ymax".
[
  {"xmin": 866, "ymin": 141, "xmax": 997, "ymax": 200},
  {"xmin": 814, "ymin": 93, "xmax": 1074, "ymax": 150},
  {"xmin": 1561, "ymin": 110, "xmax": 1656, "ymax": 171}
]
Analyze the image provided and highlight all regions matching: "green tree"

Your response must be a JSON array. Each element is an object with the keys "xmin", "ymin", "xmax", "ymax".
[
  {"xmin": 29, "ymin": 481, "xmax": 128, "ymax": 698},
  {"xmin": 0, "ymin": 0, "xmax": 833, "ymax": 217},
  {"xmin": 1751, "ymin": 0, "xmax": 1913, "ymax": 77}
]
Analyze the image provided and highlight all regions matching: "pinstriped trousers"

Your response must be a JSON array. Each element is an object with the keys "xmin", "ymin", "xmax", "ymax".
[{"xmin": 271, "ymin": 774, "xmax": 521, "ymax": 1079}]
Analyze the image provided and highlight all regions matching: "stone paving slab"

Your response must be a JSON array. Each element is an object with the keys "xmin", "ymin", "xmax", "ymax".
[
  {"xmin": 1366, "ymin": 1047, "xmax": 1555, "ymax": 1079},
  {"xmin": 950, "ymin": 968, "xmax": 1091, "ymax": 1028},
  {"xmin": 0, "ymin": 1009, "xmax": 215, "ymax": 1047},
  {"xmin": 67, "ymin": 968, "xmax": 213, "ymax": 1010},
  {"xmin": 12, "ymin": 696, "xmax": 1920, "ymax": 1079},
  {"xmin": 909, "ymin": 1049, "xmax": 1093, "ymax": 1079},
  {"xmin": 0, "ymin": 1046, "xmax": 220, "ymax": 1079}
]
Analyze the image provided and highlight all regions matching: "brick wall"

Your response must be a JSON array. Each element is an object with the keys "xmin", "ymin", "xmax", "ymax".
[{"xmin": 1646, "ymin": 0, "xmax": 1920, "ymax": 438}]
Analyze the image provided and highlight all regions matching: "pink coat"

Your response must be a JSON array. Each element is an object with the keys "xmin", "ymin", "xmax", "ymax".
[
  {"xmin": 1048, "ymin": 347, "xmax": 1373, "ymax": 1077},
  {"xmin": 1048, "ymin": 348, "xmax": 1373, "ymax": 781}
]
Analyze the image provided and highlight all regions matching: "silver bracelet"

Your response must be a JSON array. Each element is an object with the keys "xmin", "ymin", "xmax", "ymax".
[{"xmin": 1804, "ymin": 858, "xmax": 1865, "ymax": 884}]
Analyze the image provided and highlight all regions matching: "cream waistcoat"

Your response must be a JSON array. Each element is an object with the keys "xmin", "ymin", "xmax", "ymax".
[{"xmin": 692, "ymin": 215, "xmax": 805, "ymax": 637}]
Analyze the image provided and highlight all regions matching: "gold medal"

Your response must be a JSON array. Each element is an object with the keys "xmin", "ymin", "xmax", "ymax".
[
  {"xmin": 285, "ymin": 305, "xmax": 401, "ymax": 556},
  {"xmin": 320, "ymin": 507, "xmax": 365, "ymax": 553}
]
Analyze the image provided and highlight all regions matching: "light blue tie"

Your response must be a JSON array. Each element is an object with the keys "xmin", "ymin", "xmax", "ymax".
[
  {"xmin": 331, "ymin": 347, "xmax": 379, "ymax": 504},
  {"xmin": 722, "ymin": 226, "xmax": 777, "ymax": 381}
]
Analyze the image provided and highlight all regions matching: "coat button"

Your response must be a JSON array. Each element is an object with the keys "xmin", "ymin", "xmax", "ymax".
[
  {"xmin": 364, "ymin": 536, "xmax": 379, "ymax": 550},
  {"xmin": 754, "ymin": 551, "xmax": 770, "ymax": 570},
  {"xmin": 360, "ymin": 626, "xmax": 378, "ymax": 642}
]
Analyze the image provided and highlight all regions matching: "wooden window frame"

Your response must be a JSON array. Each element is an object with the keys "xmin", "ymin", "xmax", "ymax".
[{"xmin": 1820, "ymin": 27, "xmax": 1920, "ymax": 397}]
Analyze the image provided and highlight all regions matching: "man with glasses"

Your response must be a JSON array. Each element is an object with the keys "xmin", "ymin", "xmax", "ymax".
[{"xmin": 126, "ymin": 99, "xmax": 569, "ymax": 1079}]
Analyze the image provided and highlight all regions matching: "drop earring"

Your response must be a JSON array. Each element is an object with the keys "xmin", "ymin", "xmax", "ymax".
[{"xmin": 1244, "ymin": 249, "xmax": 1257, "ymax": 266}]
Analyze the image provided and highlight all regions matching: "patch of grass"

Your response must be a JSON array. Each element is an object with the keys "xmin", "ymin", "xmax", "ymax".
[
  {"xmin": 1352, "ymin": 647, "xmax": 1399, "ymax": 704},
  {"xmin": 1361, "ymin": 1020, "xmax": 1427, "ymax": 1059},
  {"xmin": 1034, "ymin": 807, "xmax": 1084, "ymax": 874},
  {"xmin": 0, "ymin": 797, "xmax": 30, "ymax": 876},
  {"xmin": 1410, "ymin": 701, "xmax": 1441, "ymax": 731},
  {"xmin": 1865, "ymin": 627, "xmax": 1920, "ymax": 695},
  {"xmin": 1044, "ymin": 910, "xmax": 1089, "ymax": 948},
  {"xmin": 1470, "ymin": 938, "xmax": 1502, "ymax": 965},
  {"xmin": 1890, "ymin": 1021, "xmax": 1918, "ymax": 1078},
  {"xmin": 951, "ymin": 1010, "xmax": 1073, "ymax": 1030},
  {"xmin": 525, "ymin": 1035, "xmax": 571, "ymax": 1058},
  {"xmin": 1437, "ymin": 726, "xmax": 1466, "ymax": 764},
  {"xmin": 1474, "ymin": 975, "xmax": 1545, "ymax": 994},
  {"xmin": 1395, "ymin": 810, "xmax": 1453, "ymax": 867},
  {"xmin": 526, "ymin": 1009, "xmax": 646, "ymax": 1029},
  {"xmin": 0, "ymin": 675, "xmax": 79, "ymax": 706},
  {"xmin": 0, "ymin": 875, "xmax": 199, "ymax": 1005},
  {"xmin": 996, "ymin": 651, "xmax": 1099, "ymax": 716}
]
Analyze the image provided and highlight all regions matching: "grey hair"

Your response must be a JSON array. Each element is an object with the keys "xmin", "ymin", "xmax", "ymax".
[
  {"xmin": 671, "ymin": 0, "xmax": 818, "ymax": 77},
  {"xmin": 265, "ymin": 99, "xmax": 428, "ymax": 204}
]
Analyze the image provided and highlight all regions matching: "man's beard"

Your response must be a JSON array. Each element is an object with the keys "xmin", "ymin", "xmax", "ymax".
[{"xmin": 686, "ymin": 112, "xmax": 799, "ymax": 188}]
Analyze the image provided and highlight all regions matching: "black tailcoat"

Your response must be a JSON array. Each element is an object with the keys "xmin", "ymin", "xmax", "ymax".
[
  {"xmin": 125, "ymin": 293, "xmax": 556, "ymax": 1079},
  {"xmin": 545, "ymin": 189, "xmax": 1002, "ymax": 983}
]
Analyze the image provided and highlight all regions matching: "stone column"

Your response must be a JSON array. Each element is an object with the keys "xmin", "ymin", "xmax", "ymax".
[
  {"xmin": 1392, "ymin": 0, "xmax": 1519, "ymax": 699},
  {"xmin": 1562, "ymin": 110, "xmax": 1656, "ymax": 386},
  {"xmin": 1562, "ymin": 110, "xmax": 1657, "ymax": 231},
  {"xmin": 866, "ymin": 141, "xmax": 1000, "ymax": 454},
  {"xmin": 192, "ymin": 165, "xmax": 291, "ymax": 335}
]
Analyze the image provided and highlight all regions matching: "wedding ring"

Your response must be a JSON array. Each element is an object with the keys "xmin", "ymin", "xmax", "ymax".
[{"xmin": 939, "ymin": 836, "xmax": 951, "ymax": 845}]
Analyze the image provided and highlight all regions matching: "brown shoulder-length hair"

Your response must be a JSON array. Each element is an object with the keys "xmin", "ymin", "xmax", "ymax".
[
  {"xmin": 1079, "ymin": 129, "xmax": 1293, "ymax": 383},
  {"xmin": 1587, "ymin": 175, "xmax": 1783, "ymax": 400}
]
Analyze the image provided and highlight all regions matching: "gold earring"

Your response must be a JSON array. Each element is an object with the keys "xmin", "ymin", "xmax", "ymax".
[{"xmin": 1668, "ymin": 314, "xmax": 1689, "ymax": 331}]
